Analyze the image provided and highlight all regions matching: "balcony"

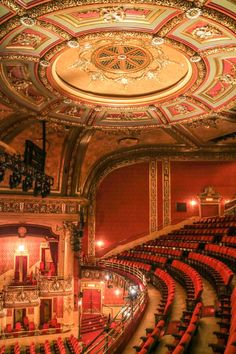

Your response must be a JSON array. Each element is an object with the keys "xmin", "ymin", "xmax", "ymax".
[
  {"xmin": 38, "ymin": 276, "xmax": 73, "ymax": 297},
  {"xmin": 3, "ymin": 285, "xmax": 39, "ymax": 308}
]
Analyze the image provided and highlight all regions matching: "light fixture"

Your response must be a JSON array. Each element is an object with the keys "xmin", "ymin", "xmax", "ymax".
[
  {"xmin": 39, "ymin": 60, "xmax": 50, "ymax": 67},
  {"xmin": 18, "ymin": 244, "xmax": 25, "ymax": 252},
  {"xmin": 63, "ymin": 98, "xmax": 72, "ymax": 104},
  {"xmin": 9, "ymin": 171, "xmax": 22, "ymax": 189},
  {"xmin": 96, "ymin": 240, "xmax": 104, "ymax": 248},
  {"xmin": 114, "ymin": 289, "xmax": 120, "ymax": 296},
  {"xmin": 67, "ymin": 39, "xmax": 80, "ymax": 48},
  {"xmin": 0, "ymin": 167, "xmax": 5, "ymax": 182},
  {"xmin": 186, "ymin": 8, "xmax": 202, "ymax": 19},
  {"xmin": 20, "ymin": 16, "xmax": 36, "ymax": 27},
  {"xmin": 190, "ymin": 199, "xmax": 197, "ymax": 206},
  {"xmin": 190, "ymin": 55, "xmax": 202, "ymax": 63},
  {"xmin": 149, "ymin": 105, "xmax": 157, "ymax": 111},
  {"xmin": 152, "ymin": 37, "xmax": 164, "ymax": 46},
  {"xmin": 22, "ymin": 175, "xmax": 33, "ymax": 192}
]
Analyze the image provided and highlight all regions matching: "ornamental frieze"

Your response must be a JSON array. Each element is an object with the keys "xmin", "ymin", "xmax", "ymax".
[
  {"xmin": 0, "ymin": 197, "xmax": 88, "ymax": 214},
  {"xmin": 3, "ymin": 286, "xmax": 40, "ymax": 308},
  {"xmin": 38, "ymin": 276, "xmax": 72, "ymax": 296}
]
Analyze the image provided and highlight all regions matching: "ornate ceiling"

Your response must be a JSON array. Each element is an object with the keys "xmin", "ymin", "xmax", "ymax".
[{"xmin": 0, "ymin": 0, "xmax": 235, "ymax": 196}]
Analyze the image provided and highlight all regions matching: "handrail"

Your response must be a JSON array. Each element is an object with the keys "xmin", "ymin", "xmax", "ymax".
[
  {"xmin": 1, "ymin": 323, "xmax": 72, "ymax": 339},
  {"xmin": 81, "ymin": 262, "xmax": 148, "ymax": 354}
]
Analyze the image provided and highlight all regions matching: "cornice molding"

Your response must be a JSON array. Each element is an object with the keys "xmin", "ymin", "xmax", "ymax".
[
  {"xmin": 0, "ymin": 195, "xmax": 88, "ymax": 215},
  {"xmin": 82, "ymin": 146, "xmax": 236, "ymax": 197}
]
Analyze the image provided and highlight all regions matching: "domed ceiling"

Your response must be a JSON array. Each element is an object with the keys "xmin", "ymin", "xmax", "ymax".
[{"xmin": 0, "ymin": 0, "xmax": 235, "ymax": 195}]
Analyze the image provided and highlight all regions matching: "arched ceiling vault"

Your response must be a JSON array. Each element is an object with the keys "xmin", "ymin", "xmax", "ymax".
[{"xmin": 0, "ymin": 0, "xmax": 235, "ymax": 196}]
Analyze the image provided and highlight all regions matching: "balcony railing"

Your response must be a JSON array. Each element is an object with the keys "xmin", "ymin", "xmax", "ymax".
[
  {"xmin": 3, "ymin": 285, "xmax": 39, "ymax": 308},
  {"xmin": 2, "ymin": 276, "xmax": 73, "ymax": 307},
  {"xmin": 38, "ymin": 276, "xmax": 73, "ymax": 296}
]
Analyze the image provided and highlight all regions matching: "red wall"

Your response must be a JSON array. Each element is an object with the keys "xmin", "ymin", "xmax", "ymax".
[
  {"xmin": 0, "ymin": 236, "xmax": 44, "ymax": 275},
  {"xmin": 95, "ymin": 162, "xmax": 149, "ymax": 256},
  {"xmin": 170, "ymin": 161, "xmax": 236, "ymax": 221}
]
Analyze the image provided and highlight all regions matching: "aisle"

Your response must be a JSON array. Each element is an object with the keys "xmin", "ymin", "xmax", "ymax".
[
  {"xmin": 122, "ymin": 284, "xmax": 161, "ymax": 354},
  {"xmin": 155, "ymin": 282, "xmax": 186, "ymax": 354},
  {"xmin": 188, "ymin": 278, "xmax": 220, "ymax": 354}
]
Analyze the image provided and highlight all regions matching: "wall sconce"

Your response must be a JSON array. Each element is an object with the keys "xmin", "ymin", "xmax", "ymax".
[{"xmin": 18, "ymin": 244, "xmax": 25, "ymax": 253}]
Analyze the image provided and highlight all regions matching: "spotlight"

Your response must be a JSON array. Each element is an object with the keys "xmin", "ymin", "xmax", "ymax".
[
  {"xmin": 9, "ymin": 171, "xmax": 22, "ymax": 188},
  {"xmin": 41, "ymin": 179, "xmax": 51, "ymax": 198},
  {"xmin": 0, "ymin": 167, "xmax": 5, "ymax": 182},
  {"xmin": 22, "ymin": 175, "xmax": 33, "ymax": 192},
  {"xmin": 33, "ymin": 177, "xmax": 42, "ymax": 196}
]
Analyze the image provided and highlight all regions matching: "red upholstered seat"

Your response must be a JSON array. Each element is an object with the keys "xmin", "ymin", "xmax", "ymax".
[
  {"xmin": 15, "ymin": 322, "xmax": 22, "ymax": 331},
  {"xmin": 5, "ymin": 324, "xmax": 12, "ymax": 333}
]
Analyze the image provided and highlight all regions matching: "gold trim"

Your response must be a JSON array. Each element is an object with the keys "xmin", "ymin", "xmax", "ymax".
[
  {"xmin": 149, "ymin": 159, "xmax": 158, "ymax": 232},
  {"xmin": 162, "ymin": 158, "xmax": 171, "ymax": 226}
]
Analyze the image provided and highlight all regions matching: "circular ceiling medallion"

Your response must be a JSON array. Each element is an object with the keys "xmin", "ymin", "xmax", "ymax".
[
  {"xmin": 51, "ymin": 33, "xmax": 194, "ymax": 106},
  {"xmin": 93, "ymin": 45, "xmax": 151, "ymax": 73}
]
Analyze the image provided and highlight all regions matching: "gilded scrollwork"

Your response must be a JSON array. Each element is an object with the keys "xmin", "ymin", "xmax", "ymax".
[
  {"xmin": 149, "ymin": 159, "xmax": 158, "ymax": 233},
  {"xmin": 0, "ymin": 197, "xmax": 86, "ymax": 214},
  {"xmin": 3, "ymin": 286, "xmax": 40, "ymax": 308},
  {"xmin": 38, "ymin": 276, "xmax": 73, "ymax": 296}
]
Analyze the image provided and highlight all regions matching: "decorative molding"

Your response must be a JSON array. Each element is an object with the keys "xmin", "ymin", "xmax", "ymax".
[
  {"xmin": 3, "ymin": 286, "xmax": 39, "ymax": 308},
  {"xmin": 83, "ymin": 146, "xmax": 236, "ymax": 198},
  {"xmin": 0, "ymin": 196, "xmax": 88, "ymax": 214},
  {"xmin": 87, "ymin": 185, "xmax": 96, "ymax": 259},
  {"xmin": 149, "ymin": 159, "xmax": 158, "ymax": 233},
  {"xmin": 162, "ymin": 158, "xmax": 171, "ymax": 227},
  {"xmin": 38, "ymin": 276, "xmax": 72, "ymax": 296}
]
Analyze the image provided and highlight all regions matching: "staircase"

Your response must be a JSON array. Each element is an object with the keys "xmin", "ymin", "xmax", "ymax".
[{"xmin": 81, "ymin": 314, "xmax": 108, "ymax": 334}]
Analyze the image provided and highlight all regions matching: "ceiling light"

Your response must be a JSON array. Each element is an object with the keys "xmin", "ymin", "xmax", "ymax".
[
  {"xmin": 186, "ymin": 8, "xmax": 202, "ymax": 19},
  {"xmin": 67, "ymin": 39, "xmax": 80, "ymax": 48},
  {"xmin": 63, "ymin": 98, "xmax": 72, "ymax": 104},
  {"xmin": 190, "ymin": 55, "xmax": 202, "ymax": 63},
  {"xmin": 149, "ymin": 105, "xmax": 157, "ymax": 111},
  {"xmin": 20, "ymin": 17, "xmax": 36, "ymax": 27},
  {"xmin": 39, "ymin": 60, "xmax": 50, "ymax": 67},
  {"xmin": 152, "ymin": 37, "xmax": 164, "ymax": 46},
  {"xmin": 18, "ymin": 244, "xmax": 25, "ymax": 252},
  {"xmin": 94, "ymin": 106, "xmax": 102, "ymax": 112}
]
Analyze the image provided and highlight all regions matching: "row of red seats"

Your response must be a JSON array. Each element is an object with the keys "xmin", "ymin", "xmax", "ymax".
[
  {"xmin": 209, "ymin": 288, "xmax": 236, "ymax": 354},
  {"xmin": 134, "ymin": 319, "xmax": 165, "ymax": 353},
  {"xmin": 149, "ymin": 240, "xmax": 199, "ymax": 250},
  {"xmin": 222, "ymin": 235, "xmax": 236, "ymax": 247},
  {"xmin": 118, "ymin": 252, "xmax": 167, "ymax": 266},
  {"xmin": 185, "ymin": 221, "xmax": 236, "ymax": 228},
  {"xmin": 0, "ymin": 345, "xmax": 5, "ymax": 354},
  {"xmin": 204, "ymin": 243, "xmax": 236, "ymax": 260},
  {"xmin": 200, "ymin": 216, "xmax": 236, "ymax": 223},
  {"xmin": 153, "ymin": 268, "xmax": 175, "ymax": 318},
  {"xmin": 134, "ymin": 246, "xmax": 182, "ymax": 258},
  {"xmin": 44, "ymin": 340, "xmax": 52, "ymax": 354},
  {"xmin": 171, "ymin": 260, "xmax": 203, "ymax": 301},
  {"xmin": 188, "ymin": 252, "xmax": 233, "ymax": 287},
  {"xmin": 113, "ymin": 259, "xmax": 151, "ymax": 272},
  {"xmin": 29, "ymin": 342, "xmax": 36, "ymax": 354},
  {"xmin": 166, "ymin": 302, "xmax": 202, "ymax": 354},
  {"xmin": 54, "ymin": 336, "xmax": 66, "ymax": 354},
  {"xmin": 158, "ymin": 234, "xmax": 215, "ymax": 243},
  {"xmin": 13, "ymin": 342, "xmax": 20, "ymax": 354},
  {"xmin": 170, "ymin": 228, "xmax": 227, "ymax": 235},
  {"xmin": 66, "ymin": 334, "xmax": 83, "ymax": 353}
]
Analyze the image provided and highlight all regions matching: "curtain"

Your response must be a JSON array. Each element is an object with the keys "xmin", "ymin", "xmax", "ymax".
[
  {"xmin": 22, "ymin": 256, "xmax": 27, "ymax": 281},
  {"xmin": 49, "ymin": 242, "xmax": 58, "ymax": 275},
  {"xmin": 15, "ymin": 256, "xmax": 19, "ymax": 281}
]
